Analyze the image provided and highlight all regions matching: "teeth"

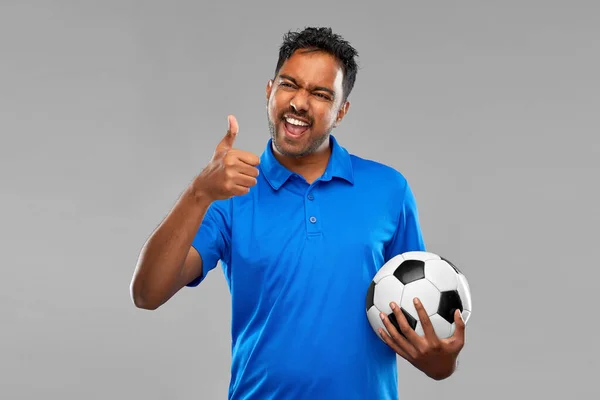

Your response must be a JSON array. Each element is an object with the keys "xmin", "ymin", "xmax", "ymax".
[{"xmin": 285, "ymin": 117, "xmax": 309, "ymax": 127}]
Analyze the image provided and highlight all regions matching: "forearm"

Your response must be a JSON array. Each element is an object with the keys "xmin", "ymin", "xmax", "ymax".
[{"xmin": 130, "ymin": 180, "xmax": 212, "ymax": 308}]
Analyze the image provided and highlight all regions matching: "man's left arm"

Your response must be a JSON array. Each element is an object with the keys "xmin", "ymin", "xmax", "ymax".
[{"xmin": 381, "ymin": 178, "xmax": 465, "ymax": 381}]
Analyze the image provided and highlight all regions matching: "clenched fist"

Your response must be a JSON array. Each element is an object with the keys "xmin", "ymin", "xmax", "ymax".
[{"xmin": 194, "ymin": 115, "xmax": 260, "ymax": 201}]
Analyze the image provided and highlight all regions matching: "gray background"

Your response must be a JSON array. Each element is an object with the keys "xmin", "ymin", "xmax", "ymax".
[{"xmin": 1, "ymin": 1, "xmax": 598, "ymax": 399}]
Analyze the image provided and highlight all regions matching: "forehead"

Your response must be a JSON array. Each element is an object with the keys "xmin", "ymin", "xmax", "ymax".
[{"xmin": 277, "ymin": 49, "xmax": 344, "ymax": 89}]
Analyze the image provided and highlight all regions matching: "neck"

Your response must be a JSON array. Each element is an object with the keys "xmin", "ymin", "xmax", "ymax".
[{"xmin": 272, "ymin": 140, "xmax": 332, "ymax": 184}]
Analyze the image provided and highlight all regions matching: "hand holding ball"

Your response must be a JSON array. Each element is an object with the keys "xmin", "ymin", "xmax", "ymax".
[{"xmin": 366, "ymin": 251, "xmax": 472, "ymax": 340}]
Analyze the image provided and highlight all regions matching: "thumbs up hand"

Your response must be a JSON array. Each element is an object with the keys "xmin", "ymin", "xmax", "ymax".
[{"xmin": 194, "ymin": 115, "xmax": 260, "ymax": 202}]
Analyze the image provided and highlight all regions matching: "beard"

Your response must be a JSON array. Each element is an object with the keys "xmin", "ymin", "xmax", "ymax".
[{"xmin": 266, "ymin": 109, "xmax": 333, "ymax": 158}]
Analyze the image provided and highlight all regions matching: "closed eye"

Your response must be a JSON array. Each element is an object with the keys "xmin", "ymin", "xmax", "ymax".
[{"xmin": 279, "ymin": 82, "xmax": 331, "ymax": 100}]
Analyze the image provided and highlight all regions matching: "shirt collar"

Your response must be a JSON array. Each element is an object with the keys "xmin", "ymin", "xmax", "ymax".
[{"xmin": 259, "ymin": 134, "xmax": 354, "ymax": 190}]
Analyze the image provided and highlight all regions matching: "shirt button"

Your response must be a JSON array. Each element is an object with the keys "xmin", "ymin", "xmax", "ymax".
[
  {"xmin": 309, "ymin": 216, "xmax": 317, "ymax": 223},
  {"xmin": 307, "ymin": 193, "xmax": 314, "ymax": 200}
]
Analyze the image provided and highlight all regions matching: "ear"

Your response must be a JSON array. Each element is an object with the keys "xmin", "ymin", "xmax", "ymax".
[
  {"xmin": 266, "ymin": 80, "xmax": 273, "ymax": 102},
  {"xmin": 334, "ymin": 101, "xmax": 350, "ymax": 127}
]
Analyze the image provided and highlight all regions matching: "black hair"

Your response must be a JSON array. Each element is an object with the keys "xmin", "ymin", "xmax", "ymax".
[{"xmin": 274, "ymin": 27, "xmax": 360, "ymax": 103}]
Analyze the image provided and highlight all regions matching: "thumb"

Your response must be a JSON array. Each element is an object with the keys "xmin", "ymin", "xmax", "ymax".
[{"xmin": 218, "ymin": 115, "xmax": 238, "ymax": 150}]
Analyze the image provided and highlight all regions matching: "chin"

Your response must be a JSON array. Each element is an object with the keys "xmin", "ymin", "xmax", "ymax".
[{"xmin": 274, "ymin": 137, "xmax": 304, "ymax": 157}]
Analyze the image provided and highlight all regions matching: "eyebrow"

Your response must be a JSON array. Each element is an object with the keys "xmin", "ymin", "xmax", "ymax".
[{"xmin": 279, "ymin": 74, "xmax": 336, "ymax": 97}]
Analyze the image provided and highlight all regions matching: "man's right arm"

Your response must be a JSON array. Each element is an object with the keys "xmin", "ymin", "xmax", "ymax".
[
  {"xmin": 129, "ymin": 182, "xmax": 211, "ymax": 310},
  {"xmin": 129, "ymin": 115, "xmax": 259, "ymax": 310}
]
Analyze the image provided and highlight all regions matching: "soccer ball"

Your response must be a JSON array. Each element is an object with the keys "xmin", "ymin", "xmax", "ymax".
[{"xmin": 365, "ymin": 251, "xmax": 472, "ymax": 340}]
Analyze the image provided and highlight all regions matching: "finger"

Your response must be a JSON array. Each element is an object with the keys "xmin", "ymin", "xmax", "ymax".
[
  {"xmin": 235, "ymin": 163, "xmax": 260, "ymax": 178},
  {"xmin": 223, "ymin": 153, "xmax": 259, "ymax": 177},
  {"xmin": 217, "ymin": 115, "xmax": 239, "ymax": 150},
  {"xmin": 380, "ymin": 311, "xmax": 417, "ymax": 359},
  {"xmin": 452, "ymin": 309, "xmax": 466, "ymax": 346},
  {"xmin": 390, "ymin": 302, "xmax": 422, "ymax": 347},
  {"xmin": 231, "ymin": 173, "xmax": 258, "ymax": 188},
  {"xmin": 378, "ymin": 328, "xmax": 412, "ymax": 360},
  {"xmin": 235, "ymin": 150, "xmax": 261, "ymax": 167},
  {"xmin": 229, "ymin": 184, "xmax": 251, "ymax": 196},
  {"xmin": 413, "ymin": 297, "xmax": 440, "ymax": 344}
]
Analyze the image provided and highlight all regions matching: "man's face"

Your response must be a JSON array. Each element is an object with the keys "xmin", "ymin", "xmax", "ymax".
[{"xmin": 266, "ymin": 49, "xmax": 349, "ymax": 158}]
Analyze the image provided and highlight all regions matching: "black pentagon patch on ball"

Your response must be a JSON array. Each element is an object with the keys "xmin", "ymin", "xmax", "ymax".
[
  {"xmin": 437, "ymin": 290, "xmax": 463, "ymax": 324},
  {"xmin": 441, "ymin": 256, "xmax": 462, "ymax": 274},
  {"xmin": 388, "ymin": 308, "xmax": 417, "ymax": 338},
  {"xmin": 393, "ymin": 259, "xmax": 425, "ymax": 285},
  {"xmin": 365, "ymin": 280, "xmax": 375, "ymax": 311}
]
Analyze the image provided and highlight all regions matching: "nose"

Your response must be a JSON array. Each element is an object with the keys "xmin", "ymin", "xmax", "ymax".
[{"xmin": 290, "ymin": 91, "xmax": 309, "ymax": 113}]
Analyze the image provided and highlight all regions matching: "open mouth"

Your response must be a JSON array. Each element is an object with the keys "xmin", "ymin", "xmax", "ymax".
[{"xmin": 282, "ymin": 115, "xmax": 311, "ymax": 138}]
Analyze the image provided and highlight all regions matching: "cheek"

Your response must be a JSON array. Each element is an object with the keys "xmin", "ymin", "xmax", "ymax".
[
  {"xmin": 269, "ymin": 96, "xmax": 288, "ymax": 118},
  {"xmin": 267, "ymin": 102, "xmax": 279, "ymax": 121},
  {"xmin": 315, "ymin": 108, "xmax": 337, "ymax": 127}
]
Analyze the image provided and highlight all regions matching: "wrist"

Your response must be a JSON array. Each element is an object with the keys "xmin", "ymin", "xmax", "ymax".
[
  {"xmin": 188, "ymin": 177, "xmax": 214, "ymax": 206},
  {"xmin": 428, "ymin": 357, "xmax": 457, "ymax": 381}
]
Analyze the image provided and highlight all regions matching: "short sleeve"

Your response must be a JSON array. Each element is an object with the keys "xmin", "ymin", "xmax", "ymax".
[
  {"xmin": 384, "ymin": 179, "xmax": 426, "ymax": 261},
  {"xmin": 186, "ymin": 199, "xmax": 231, "ymax": 287}
]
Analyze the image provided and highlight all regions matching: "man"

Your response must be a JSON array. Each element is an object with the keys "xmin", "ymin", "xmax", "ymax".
[{"xmin": 130, "ymin": 27, "xmax": 465, "ymax": 400}]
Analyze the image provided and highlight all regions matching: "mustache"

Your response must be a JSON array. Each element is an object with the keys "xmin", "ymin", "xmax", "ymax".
[{"xmin": 281, "ymin": 111, "xmax": 312, "ymax": 124}]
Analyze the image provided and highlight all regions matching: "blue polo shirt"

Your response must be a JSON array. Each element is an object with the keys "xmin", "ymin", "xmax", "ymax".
[{"xmin": 188, "ymin": 135, "xmax": 426, "ymax": 400}]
